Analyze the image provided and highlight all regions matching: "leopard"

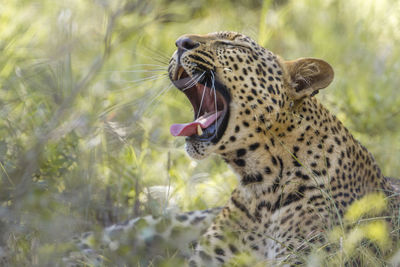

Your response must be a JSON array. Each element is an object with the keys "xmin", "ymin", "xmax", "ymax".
[
  {"xmin": 64, "ymin": 31, "xmax": 400, "ymax": 266},
  {"xmin": 167, "ymin": 31, "xmax": 400, "ymax": 266}
]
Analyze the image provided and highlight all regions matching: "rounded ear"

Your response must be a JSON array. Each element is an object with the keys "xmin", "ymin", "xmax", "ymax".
[{"xmin": 284, "ymin": 58, "xmax": 334, "ymax": 100}]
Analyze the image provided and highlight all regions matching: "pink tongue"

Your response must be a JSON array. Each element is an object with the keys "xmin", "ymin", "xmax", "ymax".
[{"xmin": 170, "ymin": 111, "xmax": 222, "ymax": 136}]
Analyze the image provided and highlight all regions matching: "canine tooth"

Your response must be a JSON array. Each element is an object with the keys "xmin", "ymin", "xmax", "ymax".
[
  {"xmin": 197, "ymin": 125, "xmax": 203, "ymax": 136},
  {"xmin": 177, "ymin": 68, "xmax": 184, "ymax": 80}
]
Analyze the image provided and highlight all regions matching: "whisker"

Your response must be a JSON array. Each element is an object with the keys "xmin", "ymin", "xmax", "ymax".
[
  {"xmin": 144, "ymin": 84, "xmax": 176, "ymax": 118},
  {"xmin": 182, "ymin": 72, "xmax": 206, "ymax": 92},
  {"xmin": 197, "ymin": 81, "xmax": 207, "ymax": 119},
  {"xmin": 141, "ymin": 45, "xmax": 171, "ymax": 58},
  {"xmin": 100, "ymin": 82, "xmax": 173, "ymax": 117},
  {"xmin": 142, "ymin": 46, "xmax": 171, "ymax": 61},
  {"xmin": 104, "ymin": 69, "xmax": 167, "ymax": 74},
  {"xmin": 183, "ymin": 75, "xmax": 197, "ymax": 86},
  {"xmin": 183, "ymin": 71, "xmax": 204, "ymax": 86},
  {"xmin": 194, "ymin": 71, "xmax": 207, "ymax": 85},
  {"xmin": 210, "ymin": 71, "xmax": 216, "ymax": 96},
  {"xmin": 124, "ymin": 73, "xmax": 169, "ymax": 84},
  {"xmin": 143, "ymin": 55, "xmax": 169, "ymax": 66},
  {"xmin": 211, "ymin": 71, "xmax": 218, "ymax": 135},
  {"xmin": 148, "ymin": 83, "xmax": 174, "ymax": 107},
  {"xmin": 127, "ymin": 48, "xmax": 170, "ymax": 65},
  {"xmin": 108, "ymin": 75, "xmax": 169, "ymax": 92},
  {"xmin": 116, "ymin": 46, "xmax": 170, "ymax": 67},
  {"xmin": 181, "ymin": 78, "xmax": 199, "ymax": 91},
  {"xmin": 125, "ymin": 64, "xmax": 167, "ymax": 68}
]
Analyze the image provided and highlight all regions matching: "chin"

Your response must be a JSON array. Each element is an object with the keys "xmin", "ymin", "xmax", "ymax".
[{"xmin": 184, "ymin": 140, "xmax": 211, "ymax": 160}]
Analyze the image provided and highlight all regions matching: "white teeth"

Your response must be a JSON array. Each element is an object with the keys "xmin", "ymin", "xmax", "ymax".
[
  {"xmin": 177, "ymin": 68, "xmax": 184, "ymax": 80},
  {"xmin": 197, "ymin": 125, "xmax": 203, "ymax": 136}
]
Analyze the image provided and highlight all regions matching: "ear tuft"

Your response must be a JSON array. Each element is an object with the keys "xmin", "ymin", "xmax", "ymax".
[{"xmin": 284, "ymin": 58, "xmax": 334, "ymax": 100}]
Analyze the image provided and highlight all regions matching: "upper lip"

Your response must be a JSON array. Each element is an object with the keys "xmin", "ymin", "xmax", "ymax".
[
  {"xmin": 172, "ymin": 47, "xmax": 188, "ymax": 80},
  {"xmin": 173, "ymin": 65, "xmax": 187, "ymax": 81}
]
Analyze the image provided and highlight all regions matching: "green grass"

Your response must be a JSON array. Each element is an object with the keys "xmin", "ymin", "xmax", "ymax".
[{"xmin": 0, "ymin": 0, "xmax": 399, "ymax": 265}]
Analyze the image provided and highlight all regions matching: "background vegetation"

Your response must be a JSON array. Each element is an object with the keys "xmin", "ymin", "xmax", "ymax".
[{"xmin": 0, "ymin": 0, "xmax": 399, "ymax": 265}]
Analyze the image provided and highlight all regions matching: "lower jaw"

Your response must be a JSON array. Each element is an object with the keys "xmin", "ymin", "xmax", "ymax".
[
  {"xmin": 184, "ymin": 142, "xmax": 208, "ymax": 160},
  {"xmin": 186, "ymin": 108, "xmax": 229, "ymax": 144}
]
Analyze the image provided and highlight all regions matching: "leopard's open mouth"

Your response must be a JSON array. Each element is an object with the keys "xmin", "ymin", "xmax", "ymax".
[{"xmin": 170, "ymin": 67, "xmax": 230, "ymax": 143}]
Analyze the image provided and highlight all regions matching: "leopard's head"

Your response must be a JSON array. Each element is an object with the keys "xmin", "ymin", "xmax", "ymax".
[{"xmin": 168, "ymin": 31, "xmax": 333, "ymax": 160}]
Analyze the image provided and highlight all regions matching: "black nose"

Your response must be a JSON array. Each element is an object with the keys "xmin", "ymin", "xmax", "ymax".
[{"xmin": 175, "ymin": 37, "xmax": 199, "ymax": 50}]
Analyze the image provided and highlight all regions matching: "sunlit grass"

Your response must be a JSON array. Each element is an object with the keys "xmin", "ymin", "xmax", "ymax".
[{"xmin": 308, "ymin": 193, "xmax": 393, "ymax": 267}]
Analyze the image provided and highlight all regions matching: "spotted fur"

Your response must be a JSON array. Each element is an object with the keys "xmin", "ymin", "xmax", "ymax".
[
  {"xmin": 65, "ymin": 32, "xmax": 399, "ymax": 266},
  {"xmin": 63, "ymin": 208, "xmax": 222, "ymax": 266},
  {"xmin": 167, "ymin": 32, "xmax": 399, "ymax": 266}
]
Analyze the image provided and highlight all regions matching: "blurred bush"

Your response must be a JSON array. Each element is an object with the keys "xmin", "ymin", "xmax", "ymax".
[
  {"xmin": 0, "ymin": 0, "xmax": 399, "ymax": 265},
  {"xmin": 307, "ymin": 193, "xmax": 393, "ymax": 267}
]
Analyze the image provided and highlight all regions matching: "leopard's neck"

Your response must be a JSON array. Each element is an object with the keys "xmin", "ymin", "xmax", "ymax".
[{"xmin": 222, "ymin": 98, "xmax": 387, "ymax": 207}]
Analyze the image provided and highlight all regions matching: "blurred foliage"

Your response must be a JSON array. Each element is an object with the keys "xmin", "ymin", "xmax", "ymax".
[
  {"xmin": 308, "ymin": 193, "xmax": 393, "ymax": 267},
  {"xmin": 0, "ymin": 0, "xmax": 399, "ymax": 265}
]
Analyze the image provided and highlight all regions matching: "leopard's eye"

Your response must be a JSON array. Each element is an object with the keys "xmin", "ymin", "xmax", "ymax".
[
  {"xmin": 217, "ymin": 41, "xmax": 250, "ymax": 50},
  {"xmin": 218, "ymin": 41, "xmax": 236, "ymax": 48}
]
